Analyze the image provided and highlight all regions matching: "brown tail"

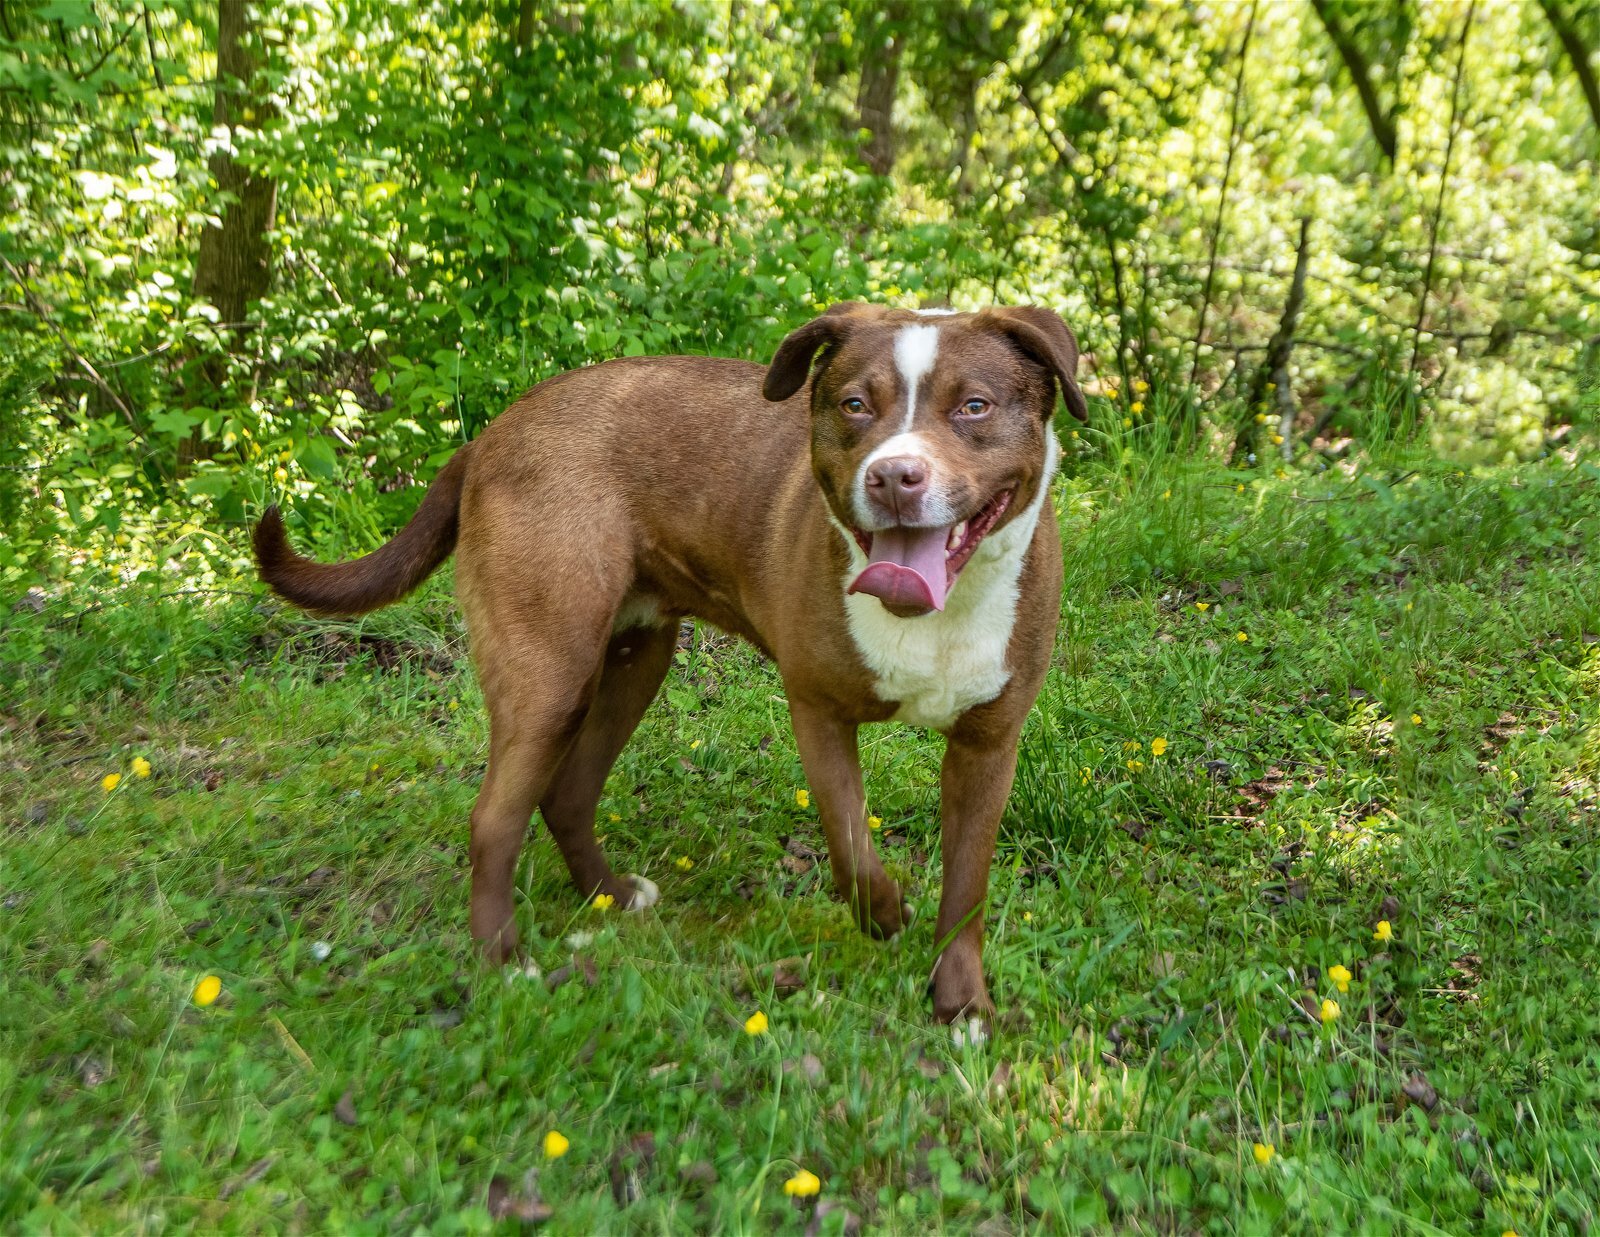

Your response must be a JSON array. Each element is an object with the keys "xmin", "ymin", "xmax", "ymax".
[{"xmin": 253, "ymin": 445, "xmax": 472, "ymax": 616}]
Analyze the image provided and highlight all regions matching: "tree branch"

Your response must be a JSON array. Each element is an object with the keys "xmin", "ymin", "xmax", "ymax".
[
  {"xmin": 1538, "ymin": 0, "xmax": 1600, "ymax": 143},
  {"xmin": 1310, "ymin": 0, "xmax": 1398, "ymax": 163}
]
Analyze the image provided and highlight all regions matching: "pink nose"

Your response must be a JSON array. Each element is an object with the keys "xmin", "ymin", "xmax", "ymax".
[{"xmin": 865, "ymin": 456, "xmax": 930, "ymax": 512}]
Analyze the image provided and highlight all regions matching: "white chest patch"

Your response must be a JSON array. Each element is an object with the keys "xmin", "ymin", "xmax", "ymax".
[{"xmin": 834, "ymin": 432, "xmax": 1060, "ymax": 732}]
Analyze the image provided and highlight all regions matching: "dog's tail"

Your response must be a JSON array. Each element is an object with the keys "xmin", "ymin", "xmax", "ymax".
[{"xmin": 253, "ymin": 445, "xmax": 472, "ymax": 617}]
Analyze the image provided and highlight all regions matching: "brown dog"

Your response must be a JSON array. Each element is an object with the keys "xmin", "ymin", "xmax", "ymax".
[{"xmin": 255, "ymin": 302, "xmax": 1086, "ymax": 1029}]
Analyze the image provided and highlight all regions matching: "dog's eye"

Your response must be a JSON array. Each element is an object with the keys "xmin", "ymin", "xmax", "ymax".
[
  {"xmin": 841, "ymin": 398, "xmax": 870, "ymax": 418},
  {"xmin": 956, "ymin": 398, "xmax": 991, "ymax": 419}
]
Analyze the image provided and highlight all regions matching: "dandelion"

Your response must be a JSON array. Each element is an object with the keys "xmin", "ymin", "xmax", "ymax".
[
  {"xmin": 274, "ymin": 467, "xmax": 288, "ymax": 484},
  {"xmin": 131, "ymin": 756, "xmax": 152, "ymax": 779},
  {"xmin": 1374, "ymin": 920, "xmax": 1394, "ymax": 942},
  {"xmin": 192, "ymin": 974, "xmax": 222, "ymax": 1007},
  {"xmin": 1404, "ymin": 601, "xmax": 1414, "ymax": 612},
  {"xmin": 1271, "ymin": 434, "xmax": 1284, "ymax": 445},
  {"xmin": 1236, "ymin": 483, "xmax": 1245, "ymax": 494},
  {"xmin": 1320, "ymin": 998, "xmax": 1340, "ymax": 1024},
  {"xmin": 690, "ymin": 739, "xmax": 702, "ymax": 750},
  {"xmin": 543, "ymin": 1130, "xmax": 570, "ymax": 1159},
  {"xmin": 795, "ymin": 789, "xmax": 810, "ymax": 810},
  {"xmin": 1328, "ymin": 964, "xmax": 1352, "ymax": 994},
  {"xmin": 868, "ymin": 815, "xmax": 882, "ymax": 830},
  {"xmin": 784, "ymin": 1169, "xmax": 821, "ymax": 1198},
  {"xmin": 1236, "ymin": 631, "xmax": 1249, "ymax": 643},
  {"xmin": 1022, "ymin": 911, "xmax": 1033, "ymax": 922},
  {"xmin": 448, "ymin": 699, "xmax": 459, "ymax": 711},
  {"xmin": 278, "ymin": 449, "xmax": 293, "ymax": 463},
  {"xmin": 592, "ymin": 893, "xmax": 615, "ymax": 911},
  {"xmin": 1253, "ymin": 1142, "xmax": 1275, "ymax": 1165},
  {"xmin": 744, "ymin": 1010, "xmax": 769, "ymax": 1036},
  {"xmin": 1161, "ymin": 489, "xmax": 1171, "ymax": 500},
  {"xmin": 1133, "ymin": 378, "xmax": 1149, "ymax": 394},
  {"xmin": 1126, "ymin": 759, "xmax": 1145, "ymax": 772},
  {"xmin": 1195, "ymin": 601, "xmax": 1209, "ymax": 611},
  {"xmin": 1130, "ymin": 401, "xmax": 1144, "ymax": 414},
  {"xmin": 1150, "ymin": 737, "xmax": 1168, "ymax": 757},
  {"xmin": 101, "ymin": 772, "xmax": 122, "ymax": 793},
  {"xmin": 1410, "ymin": 713, "xmax": 1422, "ymax": 726},
  {"xmin": 675, "ymin": 856, "xmax": 693, "ymax": 871}
]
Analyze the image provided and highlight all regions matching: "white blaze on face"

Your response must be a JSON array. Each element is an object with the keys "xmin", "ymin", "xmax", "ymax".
[{"xmin": 853, "ymin": 324, "xmax": 945, "ymax": 528}]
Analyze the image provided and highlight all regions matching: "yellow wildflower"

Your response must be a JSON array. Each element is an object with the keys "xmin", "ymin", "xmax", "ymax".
[
  {"xmin": 784, "ymin": 1169, "xmax": 821, "ymax": 1198},
  {"xmin": 192, "ymin": 975, "xmax": 222, "ymax": 1007},
  {"xmin": 1022, "ymin": 911, "xmax": 1033, "ymax": 922},
  {"xmin": 1320, "ymin": 998, "xmax": 1340, "ymax": 1024},
  {"xmin": 1236, "ymin": 631, "xmax": 1249, "ymax": 643},
  {"xmin": 1404, "ymin": 601, "xmax": 1414, "ymax": 612},
  {"xmin": 1161, "ymin": 489, "xmax": 1171, "ymax": 500},
  {"xmin": 1328, "ymin": 964, "xmax": 1352, "ymax": 994},
  {"xmin": 1195, "ymin": 601, "xmax": 1209, "ymax": 612},
  {"xmin": 1271, "ymin": 434, "xmax": 1284, "ymax": 445},
  {"xmin": 795, "ymin": 789, "xmax": 810, "ymax": 809},
  {"xmin": 744, "ymin": 1010, "xmax": 769, "ymax": 1036},
  {"xmin": 1130, "ymin": 401, "xmax": 1144, "ymax": 414},
  {"xmin": 131, "ymin": 757, "xmax": 152, "ymax": 779},
  {"xmin": 1150, "ymin": 737, "xmax": 1168, "ymax": 757},
  {"xmin": 1254, "ymin": 412, "xmax": 1268, "ymax": 424},
  {"xmin": 1374, "ymin": 920, "xmax": 1394, "ymax": 942},
  {"xmin": 690, "ymin": 738, "xmax": 701, "ymax": 750},
  {"xmin": 1126, "ymin": 759, "xmax": 1145, "ymax": 772},
  {"xmin": 1236, "ymin": 483, "xmax": 1245, "ymax": 494},
  {"xmin": 543, "ymin": 1130, "xmax": 570, "ymax": 1159},
  {"xmin": 1253, "ymin": 1142, "xmax": 1275, "ymax": 1165},
  {"xmin": 675, "ymin": 855, "xmax": 694, "ymax": 871},
  {"xmin": 1123, "ymin": 740, "xmax": 1142, "ymax": 752},
  {"xmin": 608, "ymin": 813, "xmax": 621, "ymax": 823},
  {"xmin": 101, "ymin": 773, "xmax": 121, "ymax": 793},
  {"xmin": 868, "ymin": 815, "xmax": 882, "ymax": 830},
  {"xmin": 1122, "ymin": 417, "xmax": 1133, "ymax": 429},
  {"xmin": 592, "ymin": 893, "xmax": 615, "ymax": 911},
  {"xmin": 273, "ymin": 467, "xmax": 288, "ymax": 484},
  {"xmin": 1410, "ymin": 713, "xmax": 1422, "ymax": 726}
]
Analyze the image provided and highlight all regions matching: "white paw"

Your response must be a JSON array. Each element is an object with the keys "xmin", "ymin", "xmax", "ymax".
[
  {"xmin": 625, "ymin": 875, "xmax": 660, "ymax": 910},
  {"xmin": 503, "ymin": 961, "xmax": 542, "ymax": 984},
  {"xmin": 951, "ymin": 1016, "xmax": 989, "ymax": 1049}
]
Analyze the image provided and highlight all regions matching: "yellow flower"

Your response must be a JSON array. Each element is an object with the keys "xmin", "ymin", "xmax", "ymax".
[
  {"xmin": 1252, "ymin": 1142, "xmax": 1275, "ymax": 1165},
  {"xmin": 192, "ymin": 975, "xmax": 222, "ymax": 1007},
  {"xmin": 867, "ymin": 815, "xmax": 882, "ymax": 830},
  {"xmin": 1236, "ymin": 631, "xmax": 1249, "ymax": 643},
  {"xmin": 277, "ymin": 449, "xmax": 293, "ymax": 463},
  {"xmin": 1271, "ymin": 434, "xmax": 1284, "ymax": 445},
  {"xmin": 1078, "ymin": 767, "xmax": 1091, "ymax": 786},
  {"xmin": 543, "ymin": 1130, "xmax": 570, "ymax": 1159},
  {"xmin": 1070, "ymin": 429, "xmax": 1079, "ymax": 438},
  {"xmin": 1254, "ymin": 412, "xmax": 1268, "ymax": 424},
  {"xmin": 1503, "ymin": 1230, "xmax": 1520, "ymax": 1237},
  {"xmin": 1122, "ymin": 417, "xmax": 1132, "ymax": 428},
  {"xmin": 690, "ymin": 738, "xmax": 701, "ymax": 750},
  {"xmin": 1130, "ymin": 401, "xmax": 1144, "ymax": 414},
  {"xmin": 1022, "ymin": 910, "xmax": 1033, "ymax": 922},
  {"xmin": 447, "ymin": 699, "xmax": 459, "ymax": 711},
  {"xmin": 1123, "ymin": 740, "xmax": 1142, "ymax": 752},
  {"xmin": 273, "ymin": 467, "xmax": 288, "ymax": 484},
  {"xmin": 1195, "ymin": 601, "xmax": 1209, "ymax": 612},
  {"xmin": 1374, "ymin": 920, "xmax": 1394, "ymax": 942},
  {"xmin": 744, "ymin": 1010, "xmax": 769, "ymax": 1036},
  {"xmin": 784, "ymin": 1169, "xmax": 821, "ymax": 1198},
  {"xmin": 1133, "ymin": 378, "xmax": 1149, "ymax": 394},
  {"xmin": 608, "ymin": 812, "xmax": 621, "ymax": 823},
  {"xmin": 1319, "ymin": 998, "xmax": 1340, "ymax": 1024},
  {"xmin": 1404, "ymin": 601, "xmax": 1414, "ymax": 612},
  {"xmin": 1328, "ymin": 964, "xmax": 1352, "ymax": 994},
  {"xmin": 1126, "ymin": 759, "xmax": 1145, "ymax": 772},
  {"xmin": 131, "ymin": 756, "xmax": 152, "ymax": 778},
  {"xmin": 1150, "ymin": 737, "xmax": 1168, "ymax": 757},
  {"xmin": 1161, "ymin": 489, "xmax": 1171, "ymax": 500},
  {"xmin": 794, "ymin": 789, "xmax": 810, "ymax": 809},
  {"xmin": 1235, "ymin": 483, "xmax": 1245, "ymax": 494},
  {"xmin": 101, "ymin": 772, "xmax": 121, "ymax": 792},
  {"xmin": 1410, "ymin": 713, "xmax": 1422, "ymax": 726},
  {"xmin": 592, "ymin": 893, "xmax": 615, "ymax": 911},
  {"xmin": 675, "ymin": 855, "xmax": 694, "ymax": 871}
]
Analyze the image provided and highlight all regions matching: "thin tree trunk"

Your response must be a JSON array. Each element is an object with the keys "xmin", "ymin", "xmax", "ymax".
[
  {"xmin": 1232, "ymin": 218, "xmax": 1312, "ymax": 465},
  {"xmin": 1310, "ymin": 0, "xmax": 1399, "ymax": 163},
  {"xmin": 1409, "ymin": 1, "xmax": 1475, "ymax": 377},
  {"xmin": 1189, "ymin": 0, "xmax": 1257, "ymax": 392},
  {"xmin": 193, "ymin": 0, "xmax": 276, "ymax": 330},
  {"xmin": 856, "ymin": 5, "xmax": 903, "ymax": 176},
  {"xmin": 1539, "ymin": 0, "xmax": 1600, "ymax": 144}
]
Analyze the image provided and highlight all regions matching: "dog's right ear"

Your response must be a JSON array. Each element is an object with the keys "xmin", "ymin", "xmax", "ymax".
[{"xmin": 762, "ymin": 302, "xmax": 867, "ymax": 402}]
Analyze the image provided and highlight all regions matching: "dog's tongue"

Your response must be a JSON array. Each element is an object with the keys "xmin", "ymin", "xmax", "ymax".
[{"xmin": 848, "ymin": 526, "xmax": 952, "ymax": 613}]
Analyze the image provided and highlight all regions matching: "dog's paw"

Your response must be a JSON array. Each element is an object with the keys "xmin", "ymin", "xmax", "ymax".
[
  {"xmin": 950, "ymin": 1016, "xmax": 989, "ymax": 1049},
  {"xmin": 624, "ymin": 874, "xmax": 660, "ymax": 910}
]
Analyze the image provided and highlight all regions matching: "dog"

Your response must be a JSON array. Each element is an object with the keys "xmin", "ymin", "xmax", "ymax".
[{"xmin": 254, "ymin": 302, "xmax": 1086, "ymax": 1026}]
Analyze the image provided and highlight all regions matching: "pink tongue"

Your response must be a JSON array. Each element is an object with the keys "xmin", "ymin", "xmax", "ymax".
[{"xmin": 847, "ymin": 526, "xmax": 953, "ymax": 613}]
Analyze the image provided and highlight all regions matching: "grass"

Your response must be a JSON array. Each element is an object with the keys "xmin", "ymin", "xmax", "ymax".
[{"xmin": 3, "ymin": 440, "xmax": 1599, "ymax": 1233}]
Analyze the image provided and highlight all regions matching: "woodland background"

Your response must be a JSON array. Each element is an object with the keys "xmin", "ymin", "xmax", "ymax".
[{"xmin": 1, "ymin": 0, "xmax": 1597, "ymax": 589}]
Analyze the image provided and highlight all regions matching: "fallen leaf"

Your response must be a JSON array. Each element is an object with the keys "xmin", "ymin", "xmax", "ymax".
[
  {"xmin": 487, "ymin": 1175, "xmax": 553, "ymax": 1223},
  {"xmin": 806, "ymin": 1200, "xmax": 863, "ymax": 1236},
  {"xmin": 219, "ymin": 1156, "xmax": 275, "ymax": 1200},
  {"xmin": 679, "ymin": 1160, "xmax": 718, "ymax": 1189},
  {"xmin": 783, "ymin": 1053, "xmax": 825, "ymax": 1083},
  {"xmin": 334, "ymin": 1087, "xmax": 358, "ymax": 1126},
  {"xmin": 1402, "ymin": 1071, "xmax": 1439, "ymax": 1112}
]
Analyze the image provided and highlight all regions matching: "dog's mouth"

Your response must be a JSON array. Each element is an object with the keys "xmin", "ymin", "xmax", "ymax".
[{"xmin": 846, "ymin": 490, "xmax": 1013, "ymax": 617}]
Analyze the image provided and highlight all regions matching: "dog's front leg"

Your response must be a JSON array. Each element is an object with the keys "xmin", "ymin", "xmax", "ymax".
[
  {"xmin": 787, "ymin": 698, "xmax": 910, "ymax": 939},
  {"xmin": 929, "ymin": 729, "xmax": 1021, "ymax": 1025}
]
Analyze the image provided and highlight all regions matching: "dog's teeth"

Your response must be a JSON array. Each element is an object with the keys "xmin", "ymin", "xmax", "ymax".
[{"xmin": 948, "ymin": 522, "xmax": 967, "ymax": 551}]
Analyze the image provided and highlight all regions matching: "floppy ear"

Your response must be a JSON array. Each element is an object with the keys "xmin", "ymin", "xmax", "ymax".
[
  {"xmin": 762, "ymin": 302, "xmax": 868, "ymax": 402},
  {"xmin": 980, "ymin": 306, "xmax": 1090, "ymax": 423}
]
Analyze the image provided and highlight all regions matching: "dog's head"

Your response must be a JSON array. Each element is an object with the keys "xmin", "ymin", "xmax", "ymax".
[{"xmin": 763, "ymin": 303, "xmax": 1086, "ymax": 618}]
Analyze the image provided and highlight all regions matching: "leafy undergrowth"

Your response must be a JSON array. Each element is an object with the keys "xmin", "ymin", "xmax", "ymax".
[{"xmin": 3, "ymin": 451, "xmax": 1599, "ymax": 1233}]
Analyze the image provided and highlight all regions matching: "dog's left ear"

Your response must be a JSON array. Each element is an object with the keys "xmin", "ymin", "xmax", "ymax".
[
  {"xmin": 980, "ymin": 306, "xmax": 1089, "ymax": 423},
  {"xmin": 763, "ymin": 302, "xmax": 868, "ymax": 402}
]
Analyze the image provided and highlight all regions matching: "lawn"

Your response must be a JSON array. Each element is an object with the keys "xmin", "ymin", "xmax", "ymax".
[{"xmin": 4, "ymin": 444, "xmax": 1599, "ymax": 1233}]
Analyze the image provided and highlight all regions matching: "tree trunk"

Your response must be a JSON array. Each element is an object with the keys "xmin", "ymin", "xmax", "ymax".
[
  {"xmin": 1310, "ymin": 0, "xmax": 1399, "ymax": 164},
  {"xmin": 1538, "ymin": 0, "xmax": 1600, "ymax": 145},
  {"xmin": 193, "ymin": 0, "xmax": 276, "ymax": 331},
  {"xmin": 856, "ymin": 6, "xmax": 903, "ymax": 176}
]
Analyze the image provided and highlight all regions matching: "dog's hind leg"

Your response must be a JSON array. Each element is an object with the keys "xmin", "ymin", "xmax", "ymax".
[{"xmin": 538, "ymin": 622, "xmax": 677, "ymax": 909}]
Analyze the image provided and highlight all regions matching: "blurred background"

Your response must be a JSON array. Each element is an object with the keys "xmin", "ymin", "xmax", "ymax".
[{"xmin": 1, "ymin": 0, "xmax": 1596, "ymax": 584}]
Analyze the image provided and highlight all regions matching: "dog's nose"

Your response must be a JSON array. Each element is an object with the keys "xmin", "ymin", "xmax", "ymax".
[{"xmin": 865, "ymin": 456, "xmax": 930, "ymax": 510}]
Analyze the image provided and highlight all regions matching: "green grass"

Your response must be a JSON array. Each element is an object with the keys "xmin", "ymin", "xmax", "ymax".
[{"xmin": 4, "ymin": 446, "xmax": 1600, "ymax": 1233}]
